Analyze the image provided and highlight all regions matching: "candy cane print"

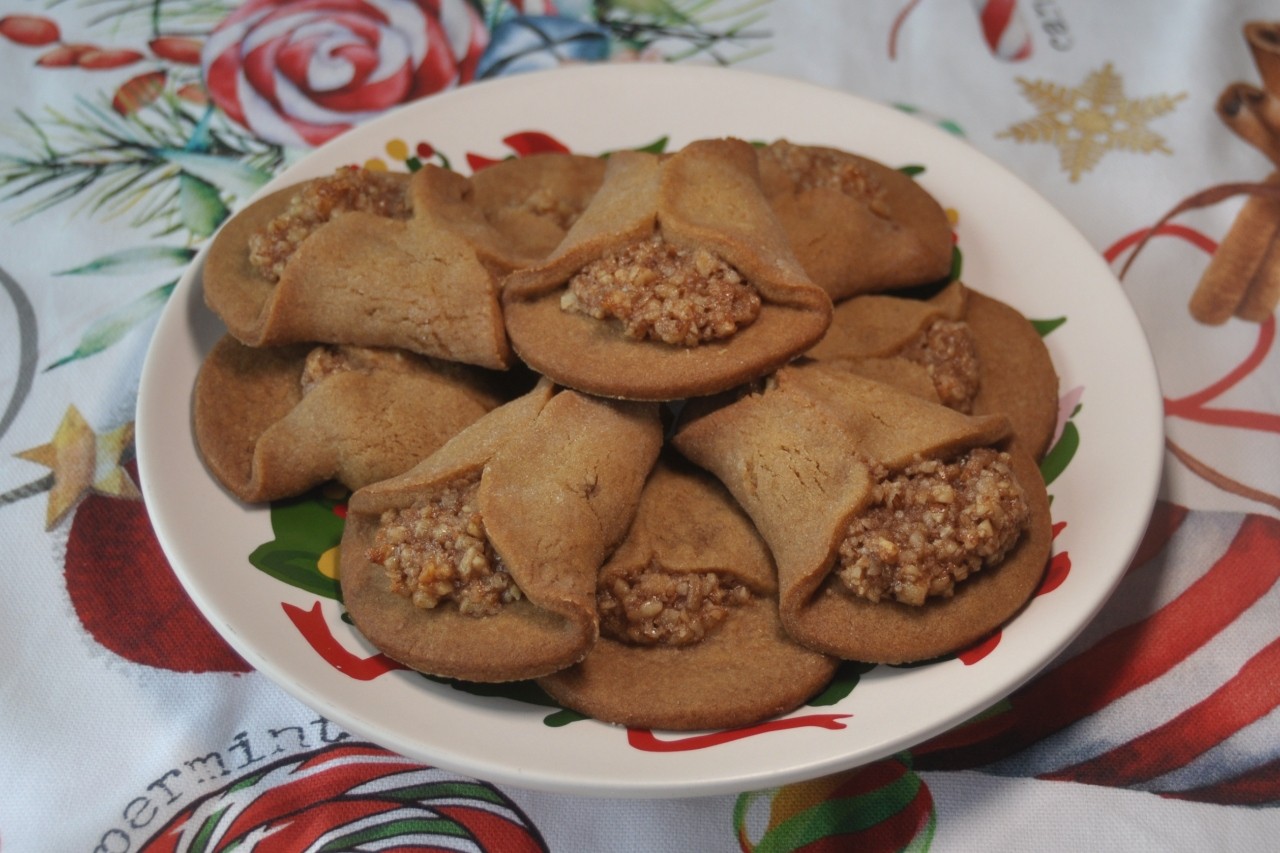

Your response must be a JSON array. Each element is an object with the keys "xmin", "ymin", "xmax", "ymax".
[{"xmin": 971, "ymin": 0, "xmax": 1032, "ymax": 61}]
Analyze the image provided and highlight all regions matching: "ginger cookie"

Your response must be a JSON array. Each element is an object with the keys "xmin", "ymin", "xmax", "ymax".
[
  {"xmin": 501, "ymin": 138, "xmax": 832, "ymax": 401},
  {"xmin": 340, "ymin": 382, "xmax": 662, "ymax": 682},
  {"xmin": 193, "ymin": 336, "xmax": 503, "ymax": 503},
  {"xmin": 674, "ymin": 365, "xmax": 1052, "ymax": 664},
  {"xmin": 203, "ymin": 167, "xmax": 511, "ymax": 369},
  {"xmin": 808, "ymin": 281, "xmax": 1059, "ymax": 459},
  {"xmin": 756, "ymin": 139, "xmax": 954, "ymax": 301},
  {"xmin": 538, "ymin": 457, "xmax": 838, "ymax": 731}
]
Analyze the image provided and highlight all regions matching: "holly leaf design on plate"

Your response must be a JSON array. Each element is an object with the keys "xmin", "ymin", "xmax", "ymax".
[{"xmin": 249, "ymin": 490, "xmax": 347, "ymax": 600}]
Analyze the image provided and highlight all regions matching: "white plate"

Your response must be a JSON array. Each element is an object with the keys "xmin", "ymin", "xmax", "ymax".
[{"xmin": 136, "ymin": 64, "xmax": 1163, "ymax": 798}]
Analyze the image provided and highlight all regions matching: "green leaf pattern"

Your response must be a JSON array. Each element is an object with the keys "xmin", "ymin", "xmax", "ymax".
[{"xmin": 45, "ymin": 281, "xmax": 176, "ymax": 370}]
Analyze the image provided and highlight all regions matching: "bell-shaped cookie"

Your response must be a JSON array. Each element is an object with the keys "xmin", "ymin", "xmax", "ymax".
[
  {"xmin": 809, "ymin": 281, "xmax": 1059, "ymax": 459},
  {"xmin": 409, "ymin": 153, "xmax": 607, "ymax": 272},
  {"xmin": 193, "ymin": 336, "xmax": 503, "ymax": 503},
  {"xmin": 674, "ymin": 364, "xmax": 1052, "ymax": 664},
  {"xmin": 538, "ymin": 456, "xmax": 838, "ymax": 731},
  {"xmin": 203, "ymin": 167, "xmax": 511, "ymax": 369},
  {"xmin": 757, "ymin": 140, "xmax": 954, "ymax": 301},
  {"xmin": 502, "ymin": 137, "xmax": 832, "ymax": 401},
  {"xmin": 340, "ymin": 381, "xmax": 663, "ymax": 682}
]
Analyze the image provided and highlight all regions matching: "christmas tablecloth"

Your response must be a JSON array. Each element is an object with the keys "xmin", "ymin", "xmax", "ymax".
[{"xmin": 3, "ymin": 1, "xmax": 1280, "ymax": 850}]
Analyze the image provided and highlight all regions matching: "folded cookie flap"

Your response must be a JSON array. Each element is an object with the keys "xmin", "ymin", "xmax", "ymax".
[
  {"xmin": 408, "ymin": 155, "xmax": 607, "ymax": 272},
  {"xmin": 673, "ymin": 377, "xmax": 876, "ymax": 606},
  {"xmin": 501, "ymin": 137, "xmax": 833, "ymax": 401},
  {"xmin": 808, "ymin": 281, "xmax": 1059, "ymax": 459},
  {"xmin": 192, "ymin": 335, "xmax": 504, "ymax": 503},
  {"xmin": 203, "ymin": 168, "xmax": 511, "ymax": 370},
  {"xmin": 537, "ymin": 457, "xmax": 839, "ymax": 731},
  {"xmin": 756, "ymin": 139, "xmax": 955, "ymax": 301},
  {"xmin": 675, "ymin": 364, "xmax": 1052, "ymax": 664},
  {"xmin": 469, "ymin": 153, "xmax": 608, "ymax": 267},
  {"xmin": 341, "ymin": 382, "xmax": 663, "ymax": 682},
  {"xmin": 807, "ymin": 279, "xmax": 968, "ymax": 364}
]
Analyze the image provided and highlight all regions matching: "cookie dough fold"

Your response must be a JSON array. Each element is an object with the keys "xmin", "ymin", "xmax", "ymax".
[
  {"xmin": 809, "ymin": 281, "xmax": 1059, "ymax": 459},
  {"xmin": 756, "ymin": 140, "xmax": 954, "ymax": 301},
  {"xmin": 340, "ymin": 382, "xmax": 663, "ymax": 682},
  {"xmin": 203, "ymin": 168, "xmax": 511, "ymax": 369},
  {"xmin": 409, "ymin": 155, "xmax": 606, "ymax": 271},
  {"xmin": 192, "ymin": 335, "xmax": 503, "ymax": 503},
  {"xmin": 471, "ymin": 153, "xmax": 608, "ymax": 266},
  {"xmin": 501, "ymin": 137, "xmax": 833, "ymax": 401},
  {"xmin": 538, "ymin": 457, "xmax": 838, "ymax": 731},
  {"xmin": 674, "ymin": 364, "xmax": 1052, "ymax": 664}
]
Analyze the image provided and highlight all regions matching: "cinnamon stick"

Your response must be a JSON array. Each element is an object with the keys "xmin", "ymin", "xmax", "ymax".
[{"xmin": 1189, "ymin": 172, "xmax": 1280, "ymax": 324}]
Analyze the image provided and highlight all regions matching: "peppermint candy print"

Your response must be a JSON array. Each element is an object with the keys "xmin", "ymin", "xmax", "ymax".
[
  {"xmin": 970, "ymin": 0, "xmax": 1031, "ymax": 61},
  {"xmin": 202, "ymin": 0, "xmax": 488, "ymax": 148},
  {"xmin": 140, "ymin": 742, "xmax": 548, "ymax": 851}
]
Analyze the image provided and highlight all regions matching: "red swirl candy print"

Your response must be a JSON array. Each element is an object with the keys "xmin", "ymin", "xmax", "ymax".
[
  {"xmin": 202, "ymin": 0, "xmax": 488, "ymax": 147},
  {"xmin": 139, "ymin": 742, "xmax": 549, "ymax": 852}
]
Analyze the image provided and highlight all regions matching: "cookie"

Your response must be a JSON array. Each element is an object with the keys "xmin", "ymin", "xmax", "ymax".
[
  {"xmin": 192, "ymin": 336, "xmax": 503, "ymax": 503},
  {"xmin": 409, "ymin": 154, "xmax": 607, "ymax": 272},
  {"xmin": 501, "ymin": 137, "xmax": 832, "ymax": 401},
  {"xmin": 756, "ymin": 140, "xmax": 954, "ymax": 301},
  {"xmin": 808, "ymin": 281, "xmax": 1059, "ymax": 460},
  {"xmin": 965, "ymin": 289, "xmax": 1060, "ymax": 459},
  {"xmin": 537, "ymin": 457, "xmax": 838, "ymax": 731},
  {"xmin": 674, "ymin": 364, "xmax": 1052, "ymax": 664},
  {"xmin": 470, "ymin": 152, "xmax": 608, "ymax": 265},
  {"xmin": 203, "ymin": 167, "xmax": 511, "ymax": 369},
  {"xmin": 340, "ymin": 382, "xmax": 663, "ymax": 682}
]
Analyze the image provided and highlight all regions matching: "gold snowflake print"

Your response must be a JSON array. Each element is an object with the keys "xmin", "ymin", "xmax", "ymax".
[{"xmin": 999, "ymin": 63, "xmax": 1186, "ymax": 182}]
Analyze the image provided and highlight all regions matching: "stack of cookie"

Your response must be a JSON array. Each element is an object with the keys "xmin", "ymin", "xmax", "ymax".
[{"xmin": 194, "ymin": 136, "xmax": 1059, "ymax": 731}]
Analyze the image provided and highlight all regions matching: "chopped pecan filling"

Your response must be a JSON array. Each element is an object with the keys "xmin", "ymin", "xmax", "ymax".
[
  {"xmin": 560, "ymin": 235, "xmax": 762, "ymax": 346},
  {"xmin": 598, "ymin": 564, "xmax": 752, "ymax": 647},
  {"xmin": 762, "ymin": 141, "xmax": 891, "ymax": 218},
  {"xmin": 299, "ymin": 345, "xmax": 413, "ymax": 395},
  {"xmin": 836, "ymin": 448, "xmax": 1029, "ymax": 606},
  {"xmin": 901, "ymin": 319, "xmax": 980, "ymax": 412},
  {"xmin": 509, "ymin": 185, "xmax": 582, "ymax": 230},
  {"xmin": 249, "ymin": 168, "xmax": 412, "ymax": 282},
  {"xmin": 367, "ymin": 475, "xmax": 522, "ymax": 616}
]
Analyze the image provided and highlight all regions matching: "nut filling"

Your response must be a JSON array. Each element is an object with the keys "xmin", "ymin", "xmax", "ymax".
[
  {"xmin": 299, "ymin": 345, "xmax": 413, "ymax": 395},
  {"xmin": 836, "ymin": 448, "xmax": 1029, "ymax": 606},
  {"xmin": 249, "ymin": 168, "xmax": 412, "ymax": 282},
  {"xmin": 505, "ymin": 185, "xmax": 583, "ymax": 231},
  {"xmin": 902, "ymin": 319, "xmax": 980, "ymax": 412},
  {"xmin": 762, "ymin": 141, "xmax": 891, "ymax": 218},
  {"xmin": 367, "ymin": 475, "xmax": 522, "ymax": 616},
  {"xmin": 598, "ymin": 564, "xmax": 752, "ymax": 647},
  {"xmin": 560, "ymin": 235, "xmax": 762, "ymax": 346}
]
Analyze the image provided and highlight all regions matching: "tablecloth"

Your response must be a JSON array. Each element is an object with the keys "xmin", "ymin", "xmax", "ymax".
[{"xmin": 3, "ymin": 1, "xmax": 1280, "ymax": 850}]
